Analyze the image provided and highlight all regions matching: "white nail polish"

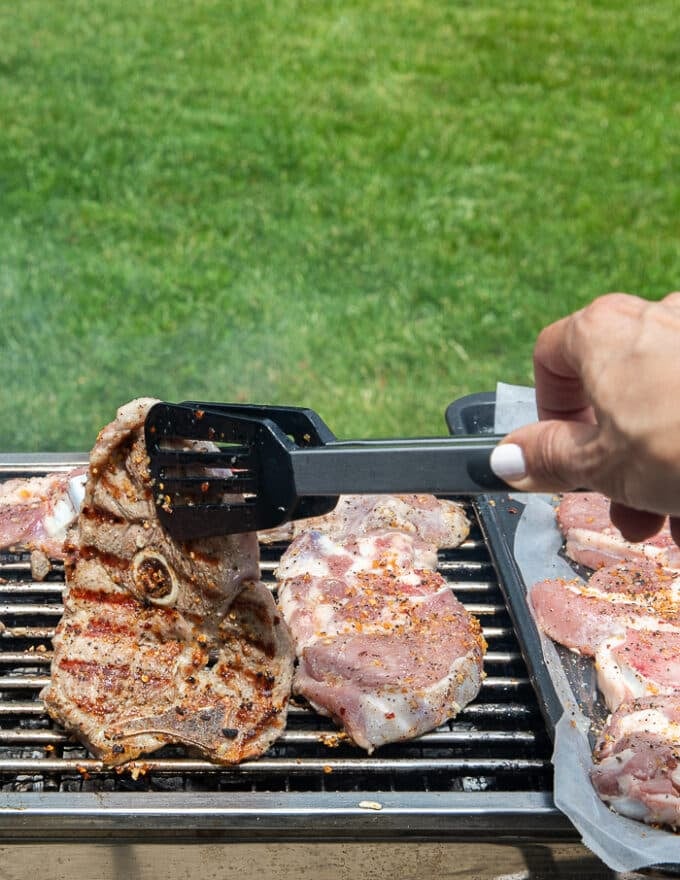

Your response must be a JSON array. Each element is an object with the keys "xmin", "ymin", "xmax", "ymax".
[{"xmin": 490, "ymin": 444, "xmax": 527, "ymax": 481}]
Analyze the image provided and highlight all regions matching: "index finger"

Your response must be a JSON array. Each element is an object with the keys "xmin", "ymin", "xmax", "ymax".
[
  {"xmin": 533, "ymin": 311, "xmax": 595, "ymax": 423},
  {"xmin": 534, "ymin": 293, "xmax": 652, "ymax": 422}
]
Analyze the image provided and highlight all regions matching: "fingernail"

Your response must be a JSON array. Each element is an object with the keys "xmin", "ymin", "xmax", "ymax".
[{"xmin": 490, "ymin": 443, "xmax": 527, "ymax": 481}]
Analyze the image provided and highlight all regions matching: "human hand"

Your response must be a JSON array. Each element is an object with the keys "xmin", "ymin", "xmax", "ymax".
[{"xmin": 489, "ymin": 292, "xmax": 680, "ymax": 544}]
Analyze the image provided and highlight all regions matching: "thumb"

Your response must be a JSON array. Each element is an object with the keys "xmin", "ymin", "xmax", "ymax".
[{"xmin": 490, "ymin": 419, "xmax": 600, "ymax": 493}]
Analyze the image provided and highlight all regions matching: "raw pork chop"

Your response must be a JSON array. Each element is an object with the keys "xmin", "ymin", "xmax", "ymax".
[
  {"xmin": 530, "ymin": 559, "xmax": 680, "ymax": 710},
  {"xmin": 41, "ymin": 398, "xmax": 294, "ymax": 765},
  {"xmin": 532, "ymin": 495, "xmax": 680, "ymax": 830},
  {"xmin": 276, "ymin": 496, "xmax": 484, "ymax": 751},
  {"xmin": 591, "ymin": 695, "xmax": 680, "ymax": 828},
  {"xmin": 0, "ymin": 468, "xmax": 87, "ymax": 578},
  {"xmin": 259, "ymin": 493, "xmax": 470, "ymax": 549},
  {"xmin": 557, "ymin": 492, "xmax": 680, "ymax": 571}
]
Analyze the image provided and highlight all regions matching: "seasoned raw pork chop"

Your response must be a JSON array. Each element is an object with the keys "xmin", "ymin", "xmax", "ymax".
[
  {"xmin": 0, "ymin": 468, "xmax": 87, "ymax": 577},
  {"xmin": 533, "ymin": 495, "xmax": 680, "ymax": 830},
  {"xmin": 0, "ymin": 470, "xmax": 84, "ymax": 557},
  {"xmin": 277, "ymin": 497, "xmax": 484, "ymax": 751},
  {"xmin": 260, "ymin": 494, "xmax": 470, "ymax": 548},
  {"xmin": 41, "ymin": 398, "xmax": 294, "ymax": 765},
  {"xmin": 557, "ymin": 492, "xmax": 680, "ymax": 571},
  {"xmin": 591, "ymin": 695, "xmax": 680, "ymax": 828},
  {"xmin": 530, "ymin": 560, "xmax": 680, "ymax": 711}
]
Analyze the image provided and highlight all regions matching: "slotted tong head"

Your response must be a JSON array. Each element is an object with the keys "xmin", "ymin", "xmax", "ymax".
[{"xmin": 144, "ymin": 401, "xmax": 507, "ymax": 539}]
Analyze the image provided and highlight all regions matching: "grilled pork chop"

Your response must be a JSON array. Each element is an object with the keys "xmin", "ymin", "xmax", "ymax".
[
  {"xmin": 41, "ymin": 398, "xmax": 294, "ymax": 765},
  {"xmin": 276, "ymin": 496, "xmax": 484, "ymax": 751},
  {"xmin": 591, "ymin": 695, "xmax": 680, "ymax": 828},
  {"xmin": 557, "ymin": 492, "xmax": 680, "ymax": 571}
]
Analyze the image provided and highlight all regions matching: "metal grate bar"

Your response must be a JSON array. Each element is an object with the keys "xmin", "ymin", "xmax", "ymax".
[
  {"xmin": 0, "ymin": 627, "xmax": 56, "ymax": 640},
  {"xmin": 0, "ymin": 584, "xmax": 65, "ymax": 596},
  {"xmin": 0, "ymin": 652, "xmax": 52, "ymax": 665},
  {"xmin": 0, "ymin": 756, "xmax": 549, "ymax": 775},
  {"xmin": 0, "ymin": 675, "xmax": 50, "ymax": 689},
  {"xmin": 0, "ymin": 728, "xmax": 539, "ymax": 746},
  {"xmin": 0, "ymin": 701, "xmax": 47, "ymax": 716},
  {"xmin": 0, "ymin": 604, "xmax": 63, "ymax": 617}
]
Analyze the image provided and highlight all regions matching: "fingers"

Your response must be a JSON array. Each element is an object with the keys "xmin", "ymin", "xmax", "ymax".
[
  {"xmin": 609, "ymin": 502, "xmax": 666, "ymax": 543},
  {"xmin": 491, "ymin": 292, "xmax": 680, "ymax": 543},
  {"xmin": 532, "ymin": 293, "xmax": 645, "ymax": 422},
  {"xmin": 662, "ymin": 291, "xmax": 680, "ymax": 309},
  {"xmin": 533, "ymin": 314, "xmax": 593, "ymax": 422},
  {"xmin": 490, "ymin": 419, "xmax": 600, "ymax": 493},
  {"xmin": 670, "ymin": 517, "xmax": 680, "ymax": 548}
]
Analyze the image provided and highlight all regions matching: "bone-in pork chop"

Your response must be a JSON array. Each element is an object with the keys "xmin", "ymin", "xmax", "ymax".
[
  {"xmin": 276, "ymin": 496, "xmax": 484, "ymax": 751},
  {"xmin": 41, "ymin": 398, "xmax": 294, "ymax": 765}
]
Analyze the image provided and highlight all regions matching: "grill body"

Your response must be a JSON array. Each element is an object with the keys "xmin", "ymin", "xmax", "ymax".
[{"xmin": 0, "ymin": 456, "xmax": 622, "ymax": 878}]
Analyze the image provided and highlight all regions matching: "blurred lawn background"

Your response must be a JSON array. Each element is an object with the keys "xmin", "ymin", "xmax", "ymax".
[{"xmin": 0, "ymin": 0, "xmax": 678, "ymax": 450}]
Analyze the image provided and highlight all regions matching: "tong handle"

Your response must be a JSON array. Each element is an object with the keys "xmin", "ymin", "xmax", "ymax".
[{"xmin": 288, "ymin": 436, "xmax": 507, "ymax": 495}]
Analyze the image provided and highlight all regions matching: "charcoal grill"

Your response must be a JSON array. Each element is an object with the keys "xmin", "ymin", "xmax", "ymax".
[{"xmin": 0, "ymin": 454, "xmax": 633, "ymax": 879}]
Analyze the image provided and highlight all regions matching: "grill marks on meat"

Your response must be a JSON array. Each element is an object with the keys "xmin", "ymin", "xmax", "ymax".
[
  {"xmin": 40, "ymin": 398, "xmax": 294, "ymax": 765},
  {"xmin": 533, "ymin": 493, "xmax": 680, "ymax": 829},
  {"xmin": 277, "ymin": 496, "xmax": 484, "ymax": 752}
]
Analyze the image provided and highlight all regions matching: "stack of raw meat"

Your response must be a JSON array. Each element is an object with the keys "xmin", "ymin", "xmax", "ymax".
[{"xmin": 531, "ymin": 492, "xmax": 680, "ymax": 829}]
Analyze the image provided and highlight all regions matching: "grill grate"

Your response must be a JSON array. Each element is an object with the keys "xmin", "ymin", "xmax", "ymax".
[{"xmin": 0, "ymin": 474, "xmax": 552, "ymax": 798}]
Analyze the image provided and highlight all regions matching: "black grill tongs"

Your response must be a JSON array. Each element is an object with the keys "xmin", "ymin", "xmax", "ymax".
[{"xmin": 144, "ymin": 401, "xmax": 508, "ymax": 539}]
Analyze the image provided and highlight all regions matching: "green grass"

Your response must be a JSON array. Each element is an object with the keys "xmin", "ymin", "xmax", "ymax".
[{"xmin": 0, "ymin": 0, "xmax": 678, "ymax": 450}]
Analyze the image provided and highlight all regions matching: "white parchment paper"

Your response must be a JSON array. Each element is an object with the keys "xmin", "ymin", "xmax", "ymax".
[{"xmin": 494, "ymin": 382, "xmax": 680, "ymax": 873}]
